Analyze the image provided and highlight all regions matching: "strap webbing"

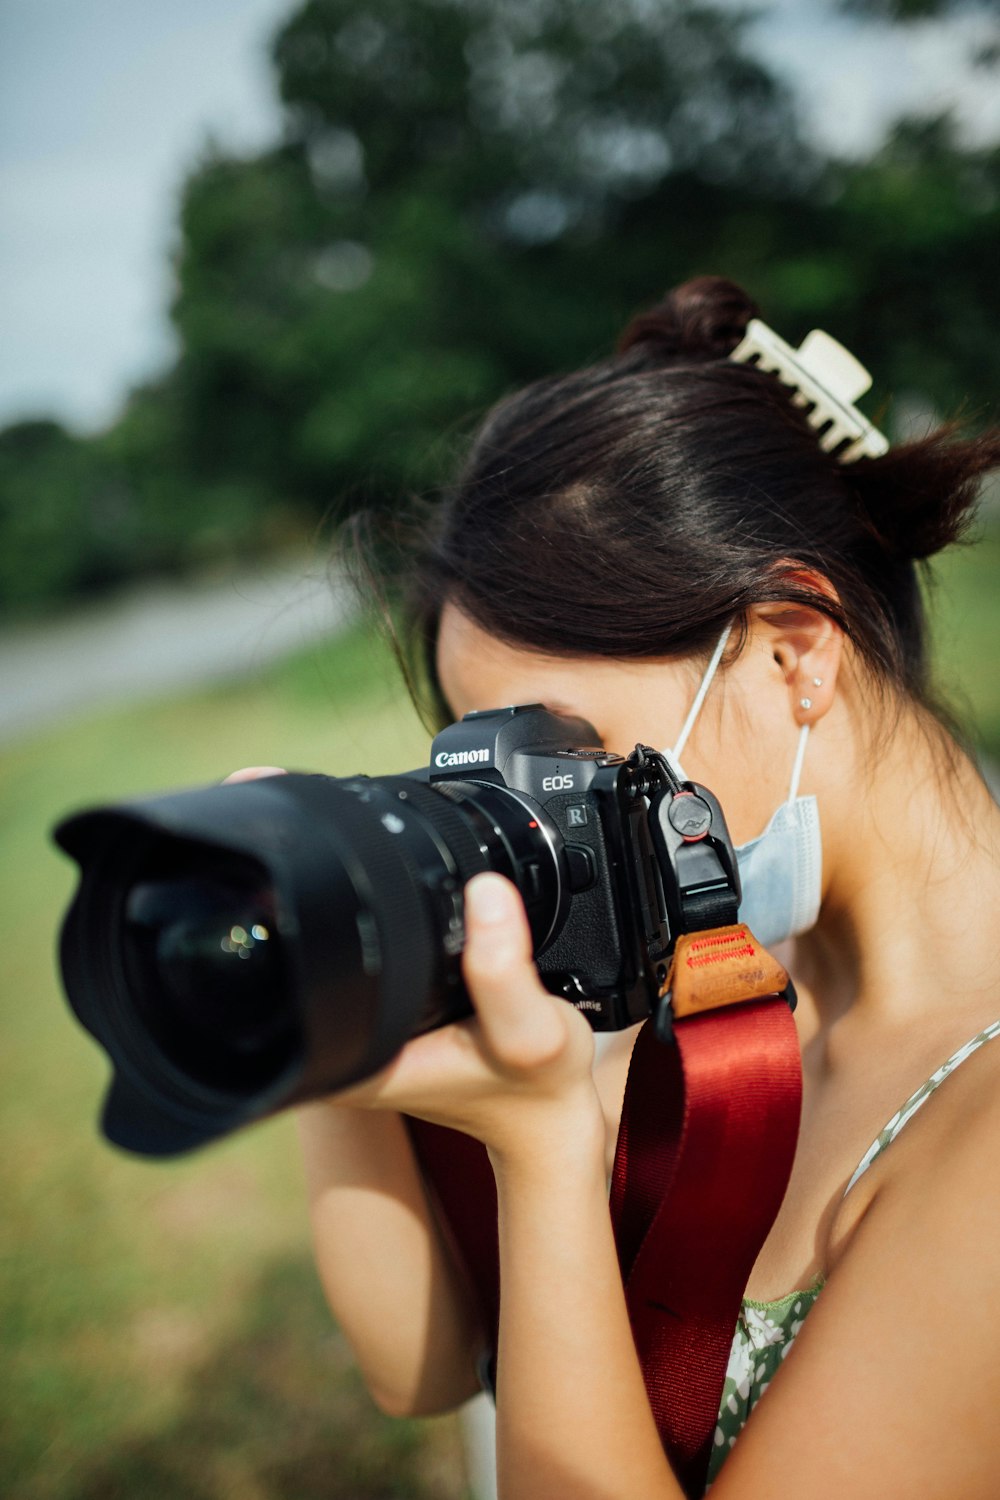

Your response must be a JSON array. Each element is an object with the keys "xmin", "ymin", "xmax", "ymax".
[
  {"xmin": 611, "ymin": 999, "xmax": 801, "ymax": 1495},
  {"xmin": 408, "ymin": 972, "xmax": 801, "ymax": 1499}
]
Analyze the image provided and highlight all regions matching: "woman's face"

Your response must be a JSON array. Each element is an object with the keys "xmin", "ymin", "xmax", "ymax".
[{"xmin": 435, "ymin": 602, "xmax": 812, "ymax": 848}]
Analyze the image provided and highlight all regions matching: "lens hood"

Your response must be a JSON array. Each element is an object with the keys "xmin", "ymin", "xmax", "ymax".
[{"xmin": 56, "ymin": 774, "xmax": 442, "ymax": 1155}]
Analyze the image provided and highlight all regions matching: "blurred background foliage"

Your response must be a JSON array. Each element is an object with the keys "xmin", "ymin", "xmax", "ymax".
[{"xmin": 2, "ymin": 0, "xmax": 998, "ymax": 618}]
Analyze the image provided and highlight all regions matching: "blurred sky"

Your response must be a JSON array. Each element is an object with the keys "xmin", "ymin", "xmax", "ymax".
[{"xmin": 1, "ymin": 0, "xmax": 998, "ymax": 435}]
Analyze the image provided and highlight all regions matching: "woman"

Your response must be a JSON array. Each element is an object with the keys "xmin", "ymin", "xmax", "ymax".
[{"xmin": 270, "ymin": 277, "xmax": 1000, "ymax": 1497}]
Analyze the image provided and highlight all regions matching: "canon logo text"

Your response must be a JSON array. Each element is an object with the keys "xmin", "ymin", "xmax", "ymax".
[{"xmin": 434, "ymin": 749, "xmax": 491, "ymax": 768}]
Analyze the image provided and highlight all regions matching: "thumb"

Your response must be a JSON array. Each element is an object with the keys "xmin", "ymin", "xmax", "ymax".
[
  {"xmin": 464, "ymin": 872, "xmax": 533, "ymax": 973},
  {"xmin": 462, "ymin": 873, "xmax": 563, "ymax": 1070}
]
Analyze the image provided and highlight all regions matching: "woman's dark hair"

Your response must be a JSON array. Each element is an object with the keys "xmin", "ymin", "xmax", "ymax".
[{"xmin": 347, "ymin": 275, "xmax": 1000, "ymax": 730}]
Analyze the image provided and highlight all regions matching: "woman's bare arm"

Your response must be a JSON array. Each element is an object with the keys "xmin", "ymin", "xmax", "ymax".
[{"xmin": 297, "ymin": 1102, "xmax": 484, "ymax": 1416}]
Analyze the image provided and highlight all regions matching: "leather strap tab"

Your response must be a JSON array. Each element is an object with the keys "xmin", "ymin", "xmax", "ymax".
[{"xmin": 665, "ymin": 923, "xmax": 789, "ymax": 1020}]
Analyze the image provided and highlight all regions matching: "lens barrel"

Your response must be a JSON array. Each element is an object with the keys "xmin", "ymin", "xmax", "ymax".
[{"xmin": 55, "ymin": 770, "xmax": 565, "ymax": 1157}]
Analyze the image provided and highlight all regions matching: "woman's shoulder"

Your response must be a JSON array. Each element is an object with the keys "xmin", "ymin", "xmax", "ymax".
[
  {"xmin": 832, "ymin": 1013, "xmax": 1000, "ymax": 1250},
  {"xmin": 912, "ymin": 1015, "xmax": 1000, "ymax": 1182},
  {"xmin": 858, "ymin": 1015, "xmax": 1000, "ymax": 1180},
  {"xmin": 811, "ymin": 1007, "xmax": 1000, "ymax": 1289}
]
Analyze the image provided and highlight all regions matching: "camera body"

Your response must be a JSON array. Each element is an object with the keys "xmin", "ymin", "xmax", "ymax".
[
  {"xmin": 54, "ymin": 705, "xmax": 741, "ymax": 1157},
  {"xmin": 420, "ymin": 705, "xmax": 739, "ymax": 1028}
]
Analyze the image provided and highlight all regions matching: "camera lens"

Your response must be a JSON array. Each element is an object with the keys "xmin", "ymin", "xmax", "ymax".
[
  {"xmin": 54, "ymin": 758, "xmax": 571, "ymax": 1155},
  {"xmin": 122, "ymin": 870, "xmax": 294, "ymax": 1092}
]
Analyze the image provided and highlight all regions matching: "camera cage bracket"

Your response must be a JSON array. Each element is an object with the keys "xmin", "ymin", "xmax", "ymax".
[{"xmin": 624, "ymin": 745, "xmax": 797, "ymax": 1044}]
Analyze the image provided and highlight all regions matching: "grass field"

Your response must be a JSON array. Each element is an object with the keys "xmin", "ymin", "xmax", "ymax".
[
  {"xmin": 1, "ymin": 527, "xmax": 997, "ymax": 1500},
  {"xmin": 0, "ymin": 622, "xmax": 467, "ymax": 1500}
]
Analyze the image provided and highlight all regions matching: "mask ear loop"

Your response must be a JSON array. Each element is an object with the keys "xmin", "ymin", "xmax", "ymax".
[
  {"xmin": 670, "ymin": 623, "xmax": 733, "ymax": 765},
  {"xmin": 787, "ymin": 723, "xmax": 810, "ymax": 803}
]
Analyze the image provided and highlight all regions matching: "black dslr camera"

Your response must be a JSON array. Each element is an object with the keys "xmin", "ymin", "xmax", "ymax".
[{"xmin": 55, "ymin": 705, "xmax": 741, "ymax": 1158}]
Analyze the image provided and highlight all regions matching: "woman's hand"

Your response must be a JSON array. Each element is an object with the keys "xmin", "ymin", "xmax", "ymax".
[{"xmin": 335, "ymin": 872, "xmax": 605, "ymax": 1170}]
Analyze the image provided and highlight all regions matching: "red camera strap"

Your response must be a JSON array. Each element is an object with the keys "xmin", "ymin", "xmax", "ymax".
[
  {"xmin": 408, "ymin": 926, "xmax": 802, "ymax": 1499},
  {"xmin": 611, "ymin": 996, "xmax": 801, "ymax": 1494}
]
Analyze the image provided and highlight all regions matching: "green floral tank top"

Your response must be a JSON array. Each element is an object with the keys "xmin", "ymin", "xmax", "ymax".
[{"xmin": 705, "ymin": 1018, "xmax": 1000, "ymax": 1490}]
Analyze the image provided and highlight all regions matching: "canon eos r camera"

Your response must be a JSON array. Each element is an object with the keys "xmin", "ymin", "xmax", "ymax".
[{"xmin": 55, "ymin": 705, "xmax": 741, "ymax": 1157}]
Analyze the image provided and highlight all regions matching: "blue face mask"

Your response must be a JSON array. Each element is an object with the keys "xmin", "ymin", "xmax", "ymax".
[{"xmin": 663, "ymin": 626, "xmax": 823, "ymax": 949}]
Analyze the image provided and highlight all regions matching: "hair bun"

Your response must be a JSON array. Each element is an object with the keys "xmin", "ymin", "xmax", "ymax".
[
  {"xmin": 618, "ymin": 275, "xmax": 759, "ymax": 362},
  {"xmin": 849, "ymin": 428, "xmax": 1000, "ymax": 563}
]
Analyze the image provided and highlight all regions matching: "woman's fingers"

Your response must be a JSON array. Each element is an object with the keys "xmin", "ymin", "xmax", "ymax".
[
  {"xmin": 461, "ymin": 873, "xmax": 568, "ymax": 1072},
  {"xmin": 336, "ymin": 875, "xmax": 591, "ymax": 1114},
  {"xmin": 223, "ymin": 766, "xmax": 288, "ymax": 783}
]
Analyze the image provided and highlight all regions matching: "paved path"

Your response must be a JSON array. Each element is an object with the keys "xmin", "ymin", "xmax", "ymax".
[{"xmin": 0, "ymin": 558, "xmax": 354, "ymax": 746}]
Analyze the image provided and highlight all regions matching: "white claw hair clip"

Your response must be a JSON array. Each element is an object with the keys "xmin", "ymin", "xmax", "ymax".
[{"xmin": 730, "ymin": 319, "xmax": 889, "ymax": 462}]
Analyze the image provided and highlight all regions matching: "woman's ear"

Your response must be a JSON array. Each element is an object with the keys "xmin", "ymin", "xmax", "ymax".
[{"xmin": 751, "ymin": 582, "xmax": 844, "ymax": 728}]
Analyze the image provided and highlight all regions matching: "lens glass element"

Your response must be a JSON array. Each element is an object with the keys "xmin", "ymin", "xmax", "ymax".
[{"xmin": 122, "ymin": 869, "xmax": 298, "ymax": 1092}]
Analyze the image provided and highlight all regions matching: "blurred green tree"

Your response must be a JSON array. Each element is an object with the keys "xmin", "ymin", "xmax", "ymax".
[
  {"xmin": 0, "ymin": 421, "xmax": 133, "ymax": 609},
  {"xmin": 1, "ymin": 0, "xmax": 997, "ymax": 617},
  {"xmin": 170, "ymin": 0, "xmax": 810, "ymax": 509}
]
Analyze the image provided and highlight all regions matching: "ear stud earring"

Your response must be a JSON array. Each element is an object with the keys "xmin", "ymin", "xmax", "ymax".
[
  {"xmin": 812, "ymin": 677, "xmax": 823, "ymax": 688},
  {"xmin": 800, "ymin": 697, "xmax": 813, "ymax": 711}
]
